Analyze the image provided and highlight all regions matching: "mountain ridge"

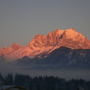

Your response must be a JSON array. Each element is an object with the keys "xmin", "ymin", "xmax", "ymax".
[{"xmin": 0, "ymin": 28, "xmax": 90, "ymax": 61}]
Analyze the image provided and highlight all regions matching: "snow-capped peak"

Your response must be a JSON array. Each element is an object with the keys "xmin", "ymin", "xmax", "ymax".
[{"xmin": 0, "ymin": 28, "xmax": 90, "ymax": 60}]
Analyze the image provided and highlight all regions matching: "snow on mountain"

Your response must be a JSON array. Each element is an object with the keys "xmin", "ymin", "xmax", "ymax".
[{"xmin": 0, "ymin": 28, "xmax": 90, "ymax": 61}]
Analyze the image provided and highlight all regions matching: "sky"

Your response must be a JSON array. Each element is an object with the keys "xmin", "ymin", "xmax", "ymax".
[{"xmin": 0, "ymin": 0, "xmax": 90, "ymax": 48}]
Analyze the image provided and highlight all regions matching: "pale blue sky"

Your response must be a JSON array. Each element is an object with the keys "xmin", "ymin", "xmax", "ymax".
[{"xmin": 0, "ymin": 0, "xmax": 90, "ymax": 47}]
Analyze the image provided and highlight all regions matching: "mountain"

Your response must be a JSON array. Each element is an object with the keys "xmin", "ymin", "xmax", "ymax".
[
  {"xmin": 0, "ymin": 28, "xmax": 90, "ymax": 61},
  {"xmin": 15, "ymin": 46, "xmax": 90, "ymax": 69}
]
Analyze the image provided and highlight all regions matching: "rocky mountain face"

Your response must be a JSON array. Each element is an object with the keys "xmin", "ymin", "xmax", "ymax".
[{"xmin": 0, "ymin": 28, "xmax": 90, "ymax": 61}]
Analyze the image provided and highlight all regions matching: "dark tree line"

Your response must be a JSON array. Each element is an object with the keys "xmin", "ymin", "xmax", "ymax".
[{"xmin": 0, "ymin": 73, "xmax": 90, "ymax": 90}]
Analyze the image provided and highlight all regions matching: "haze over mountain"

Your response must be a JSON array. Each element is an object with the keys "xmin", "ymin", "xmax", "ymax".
[{"xmin": 0, "ymin": 28, "xmax": 90, "ymax": 61}]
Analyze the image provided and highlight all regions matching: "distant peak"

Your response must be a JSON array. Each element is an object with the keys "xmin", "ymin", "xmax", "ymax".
[
  {"xmin": 66, "ymin": 28, "xmax": 76, "ymax": 31},
  {"xmin": 65, "ymin": 28, "xmax": 77, "ymax": 34},
  {"xmin": 63, "ymin": 28, "xmax": 87, "ymax": 40},
  {"xmin": 11, "ymin": 43, "xmax": 22, "ymax": 50},
  {"xmin": 54, "ymin": 29, "xmax": 64, "ymax": 35},
  {"xmin": 47, "ymin": 29, "xmax": 64, "ymax": 38}
]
